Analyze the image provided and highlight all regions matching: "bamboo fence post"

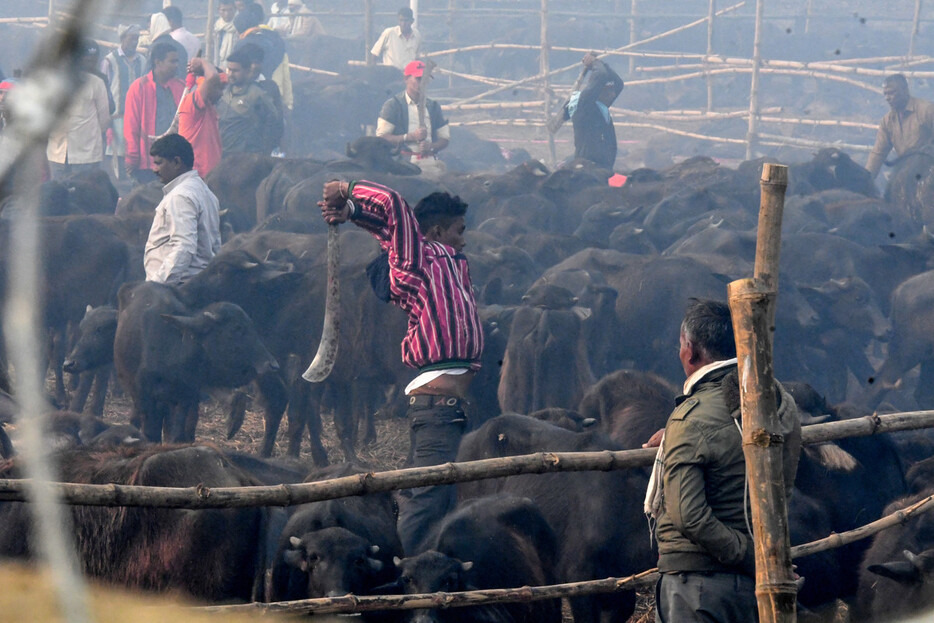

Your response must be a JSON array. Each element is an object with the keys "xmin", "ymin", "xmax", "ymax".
[
  {"xmin": 204, "ymin": 0, "xmax": 215, "ymax": 67},
  {"xmin": 746, "ymin": 0, "xmax": 764, "ymax": 160},
  {"xmin": 629, "ymin": 0, "xmax": 638, "ymax": 75},
  {"xmin": 706, "ymin": 0, "xmax": 715, "ymax": 112},
  {"xmin": 541, "ymin": 0, "xmax": 556, "ymax": 166},
  {"xmin": 909, "ymin": 0, "xmax": 923, "ymax": 59},
  {"xmin": 727, "ymin": 163, "xmax": 796, "ymax": 623},
  {"xmin": 364, "ymin": 0, "xmax": 373, "ymax": 64},
  {"xmin": 447, "ymin": 0, "xmax": 455, "ymax": 88}
]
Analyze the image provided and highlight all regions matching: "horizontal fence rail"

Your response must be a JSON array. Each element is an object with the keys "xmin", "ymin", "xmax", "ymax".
[{"xmin": 0, "ymin": 410, "xmax": 931, "ymax": 509}]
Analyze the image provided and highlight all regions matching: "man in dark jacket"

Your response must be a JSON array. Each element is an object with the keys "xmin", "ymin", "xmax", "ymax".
[
  {"xmin": 215, "ymin": 46, "xmax": 282, "ymax": 155},
  {"xmin": 646, "ymin": 299, "xmax": 801, "ymax": 623},
  {"xmin": 566, "ymin": 52, "xmax": 624, "ymax": 170}
]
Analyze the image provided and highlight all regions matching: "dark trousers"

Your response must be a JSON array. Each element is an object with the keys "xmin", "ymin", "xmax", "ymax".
[
  {"xmin": 396, "ymin": 395, "xmax": 467, "ymax": 555},
  {"xmin": 656, "ymin": 572, "xmax": 757, "ymax": 623}
]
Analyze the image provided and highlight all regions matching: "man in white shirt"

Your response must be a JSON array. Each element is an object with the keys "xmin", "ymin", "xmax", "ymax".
[
  {"xmin": 370, "ymin": 7, "xmax": 421, "ymax": 70},
  {"xmin": 144, "ymin": 134, "xmax": 221, "ymax": 286},
  {"xmin": 100, "ymin": 24, "xmax": 145, "ymax": 179},
  {"xmin": 47, "ymin": 40, "xmax": 111, "ymax": 180},
  {"xmin": 269, "ymin": 0, "xmax": 325, "ymax": 40},
  {"xmin": 163, "ymin": 5, "xmax": 202, "ymax": 63}
]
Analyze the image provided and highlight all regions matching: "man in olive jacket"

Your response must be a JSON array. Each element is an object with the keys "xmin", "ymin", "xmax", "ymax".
[{"xmin": 648, "ymin": 299, "xmax": 801, "ymax": 623}]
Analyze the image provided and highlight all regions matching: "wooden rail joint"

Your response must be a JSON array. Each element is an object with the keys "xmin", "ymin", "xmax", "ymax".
[{"xmin": 749, "ymin": 428, "xmax": 784, "ymax": 447}]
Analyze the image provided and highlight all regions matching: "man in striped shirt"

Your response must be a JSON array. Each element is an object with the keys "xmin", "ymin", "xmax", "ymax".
[{"xmin": 319, "ymin": 179, "xmax": 483, "ymax": 553}]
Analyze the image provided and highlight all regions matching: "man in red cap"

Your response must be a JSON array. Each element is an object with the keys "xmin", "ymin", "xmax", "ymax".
[{"xmin": 376, "ymin": 59, "xmax": 449, "ymax": 178}]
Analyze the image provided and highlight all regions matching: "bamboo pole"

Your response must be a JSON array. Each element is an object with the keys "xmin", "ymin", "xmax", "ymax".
[
  {"xmin": 706, "ymin": 0, "xmax": 716, "ymax": 112},
  {"xmin": 804, "ymin": 0, "xmax": 813, "ymax": 34},
  {"xmin": 746, "ymin": 0, "xmax": 764, "ymax": 159},
  {"xmin": 204, "ymin": 0, "xmax": 215, "ymax": 68},
  {"xmin": 200, "ymin": 570, "xmax": 660, "ymax": 616},
  {"xmin": 447, "ymin": 0, "xmax": 455, "ymax": 88},
  {"xmin": 727, "ymin": 163, "xmax": 796, "ymax": 623},
  {"xmin": 629, "ymin": 0, "xmax": 638, "ymax": 75},
  {"xmin": 2, "ymin": 410, "xmax": 934, "ymax": 508},
  {"xmin": 364, "ymin": 0, "xmax": 373, "ymax": 64},
  {"xmin": 909, "ymin": 0, "xmax": 923, "ymax": 59},
  {"xmin": 541, "ymin": 0, "xmax": 556, "ymax": 166}
]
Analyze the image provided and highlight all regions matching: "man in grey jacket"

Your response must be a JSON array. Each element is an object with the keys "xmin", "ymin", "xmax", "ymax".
[{"xmin": 649, "ymin": 299, "xmax": 801, "ymax": 623}]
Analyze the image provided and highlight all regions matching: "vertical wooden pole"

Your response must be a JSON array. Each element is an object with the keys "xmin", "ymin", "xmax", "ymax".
[
  {"xmin": 909, "ymin": 0, "xmax": 923, "ymax": 58},
  {"xmin": 204, "ymin": 0, "xmax": 216, "ymax": 65},
  {"xmin": 365, "ymin": 0, "xmax": 373, "ymax": 64},
  {"xmin": 447, "ymin": 0, "xmax": 455, "ymax": 88},
  {"xmin": 706, "ymin": 0, "xmax": 715, "ymax": 113},
  {"xmin": 411, "ymin": 0, "xmax": 419, "ymax": 27},
  {"xmin": 541, "ymin": 0, "xmax": 556, "ymax": 166},
  {"xmin": 804, "ymin": 0, "xmax": 814, "ymax": 34},
  {"xmin": 746, "ymin": 0, "xmax": 764, "ymax": 160},
  {"xmin": 628, "ymin": 0, "xmax": 638, "ymax": 75},
  {"xmin": 48, "ymin": 0, "xmax": 55, "ymax": 23},
  {"xmin": 727, "ymin": 163, "xmax": 797, "ymax": 623}
]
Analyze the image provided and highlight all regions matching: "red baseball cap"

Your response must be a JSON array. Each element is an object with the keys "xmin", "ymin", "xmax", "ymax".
[
  {"xmin": 404, "ymin": 60, "xmax": 425, "ymax": 77},
  {"xmin": 0, "ymin": 80, "xmax": 16, "ymax": 91}
]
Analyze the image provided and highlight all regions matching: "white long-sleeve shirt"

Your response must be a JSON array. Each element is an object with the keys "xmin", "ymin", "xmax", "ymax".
[{"xmin": 144, "ymin": 169, "xmax": 221, "ymax": 285}]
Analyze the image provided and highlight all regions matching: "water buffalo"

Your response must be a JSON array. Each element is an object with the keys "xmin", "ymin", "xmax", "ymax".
[
  {"xmin": 391, "ymin": 495, "xmax": 562, "ymax": 623},
  {"xmin": 113, "ymin": 281, "xmax": 279, "ymax": 443},
  {"xmin": 456, "ymin": 414, "xmax": 654, "ymax": 623},
  {"xmin": 0, "ymin": 445, "xmax": 272, "ymax": 602}
]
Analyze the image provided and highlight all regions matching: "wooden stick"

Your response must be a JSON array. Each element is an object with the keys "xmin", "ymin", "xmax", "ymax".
[
  {"xmin": 540, "ymin": 0, "xmax": 556, "ymax": 165},
  {"xmin": 728, "ymin": 163, "xmax": 795, "ymax": 622},
  {"xmin": 2, "ymin": 410, "xmax": 934, "ymax": 509},
  {"xmin": 197, "ymin": 569, "xmax": 661, "ymax": 615}
]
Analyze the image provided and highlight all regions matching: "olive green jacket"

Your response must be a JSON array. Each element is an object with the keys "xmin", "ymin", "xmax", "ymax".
[{"xmin": 655, "ymin": 364, "xmax": 801, "ymax": 576}]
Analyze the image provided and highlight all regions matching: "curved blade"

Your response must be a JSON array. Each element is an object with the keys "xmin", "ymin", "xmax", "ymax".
[{"xmin": 303, "ymin": 224, "xmax": 340, "ymax": 383}]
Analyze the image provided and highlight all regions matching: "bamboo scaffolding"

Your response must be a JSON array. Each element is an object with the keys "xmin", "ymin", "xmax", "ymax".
[
  {"xmin": 449, "ymin": 0, "xmax": 746, "ymax": 107},
  {"xmin": 432, "ymin": 67, "xmax": 519, "ymax": 87},
  {"xmin": 706, "ymin": 0, "xmax": 715, "ymax": 112},
  {"xmin": 625, "ymin": 67, "xmax": 882, "ymax": 95},
  {"xmin": 446, "ymin": 100, "xmax": 545, "ymax": 111},
  {"xmin": 909, "ymin": 0, "xmax": 923, "ymax": 59},
  {"xmin": 540, "ymin": 0, "xmax": 556, "ymax": 166},
  {"xmin": 1, "ymin": 411, "xmax": 933, "ymax": 509}
]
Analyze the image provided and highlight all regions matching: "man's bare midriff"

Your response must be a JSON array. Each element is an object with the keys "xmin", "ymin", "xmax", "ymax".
[{"xmin": 408, "ymin": 371, "xmax": 475, "ymax": 399}]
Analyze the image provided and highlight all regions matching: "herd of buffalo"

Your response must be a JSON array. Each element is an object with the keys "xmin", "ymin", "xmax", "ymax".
[{"xmin": 5, "ymin": 137, "xmax": 934, "ymax": 621}]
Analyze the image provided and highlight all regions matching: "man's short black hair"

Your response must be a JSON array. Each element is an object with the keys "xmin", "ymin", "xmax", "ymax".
[
  {"xmin": 414, "ymin": 192, "xmax": 467, "ymax": 234},
  {"xmin": 226, "ymin": 46, "xmax": 255, "ymax": 67},
  {"xmin": 398, "ymin": 7, "xmax": 414, "ymax": 19},
  {"xmin": 681, "ymin": 298, "xmax": 735, "ymax": 362},
  {"xmin": 150, "ymin": 133, "xmax": 194, "ymax": 169},
  {"xmin": 161, "ymin": 5, "xmax": 183, "ymax": 26},
  {"xmin": 149, "ymin": 41, "xmax": 177, "ymax": 66},
  {"xmin": 233, "ymin": 2, "xmax": 264, "ymax": 32},
  {"xmin": 237, "ymin": 42, "xmax": 265, "ymax": 66},
  {"xmin": 884, "ymin": 74, "xmax": 909, "ymax": 91}
]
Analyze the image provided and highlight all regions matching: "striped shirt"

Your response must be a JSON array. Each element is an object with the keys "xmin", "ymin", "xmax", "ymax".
[{"xmin": 348, "ymin": 181, "xmax": 483, "ymax": 371}]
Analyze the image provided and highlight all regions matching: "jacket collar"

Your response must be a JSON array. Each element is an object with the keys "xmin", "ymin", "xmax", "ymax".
[{"xmin": 683, "ymin": 357, "xmax": 737, "ymax": 395}]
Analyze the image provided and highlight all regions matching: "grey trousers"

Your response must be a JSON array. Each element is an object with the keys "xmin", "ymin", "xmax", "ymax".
[{"xmin": 656, "ymin": 571, "xmax": 757, "ymax": 623}]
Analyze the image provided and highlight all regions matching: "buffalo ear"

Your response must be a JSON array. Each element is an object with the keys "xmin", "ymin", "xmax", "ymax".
[
  {"xmin": 283, "ymin": 548, "xmax": 308, "ymax": 572},
  {"xmin": 868, "ymin": 561, "xmax": 922, "ymax": 585},
  {"xmin": 161, "ymin": 310, "xmax": 220, "ymax": 334}
]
